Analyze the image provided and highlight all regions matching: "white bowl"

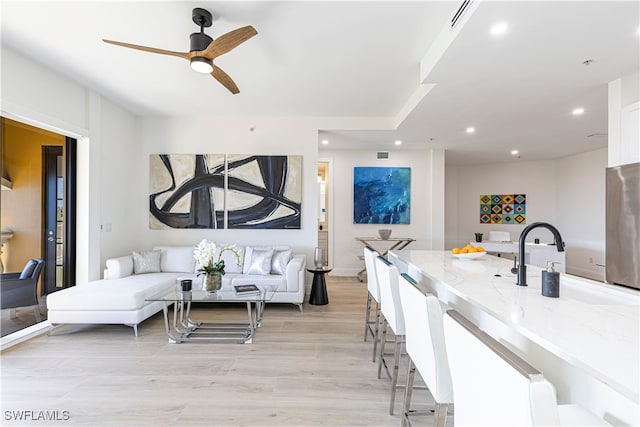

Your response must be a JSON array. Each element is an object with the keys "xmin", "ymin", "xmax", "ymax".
[{"xmin": 452, "ymin": 251, "xmax": 486, "ymax": 260}]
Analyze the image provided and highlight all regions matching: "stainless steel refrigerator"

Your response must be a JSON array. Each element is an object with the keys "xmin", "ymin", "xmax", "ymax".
[{"xmin": 606, "ymin": 162, "xmax": 640, "ymax": 289}]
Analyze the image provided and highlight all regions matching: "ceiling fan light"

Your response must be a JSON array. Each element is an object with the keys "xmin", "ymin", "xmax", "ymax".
[{"xmin": 190, "ymin": 57, "xmax": 213, "ymax": 74}]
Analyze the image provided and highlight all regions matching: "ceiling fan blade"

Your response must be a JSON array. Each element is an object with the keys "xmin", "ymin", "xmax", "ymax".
[
  {"xmin": 201, "ymin": 26, "xmax": 258, "ymax": 60},
  {"xmin": 211, "ymin": 66, "xmax": 240, "ymax": 94},
  {"xmin": 103, "ymin": 39, "xmax": 192, "ymax": 60}
]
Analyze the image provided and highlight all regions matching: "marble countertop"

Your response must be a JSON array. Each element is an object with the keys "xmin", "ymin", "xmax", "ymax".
[{"xmin": 390, "ymin": 250, "xmax": 639, "ymax": 403}]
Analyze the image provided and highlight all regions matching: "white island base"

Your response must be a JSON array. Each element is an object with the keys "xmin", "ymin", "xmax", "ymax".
[{"xmin": 389, "ymin": 250, "xmax": 639, "ymax": 426}]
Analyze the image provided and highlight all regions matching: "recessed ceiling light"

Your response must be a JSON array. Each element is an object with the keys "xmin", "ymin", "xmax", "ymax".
[
  {"xmin": 394, "ymin": 140, "xmax": 402, "ymax": 146},
  {"xmin": 321, "ymin": 139, "xmax": 329, "ymax": 145},
  {"xmin": 490, "ymin": 22, "xmax": 508, "ymax": 36},
  {"xmin": 572, "ymin": 108, "xmax": 585, "ymax": 116},
  {"xmin": 466, "ymin": 127, "xmax": 475, "ymax": 134},
  {"xmin": 511, "ymin": 150, "xmax": 519, "ymax": 155}
]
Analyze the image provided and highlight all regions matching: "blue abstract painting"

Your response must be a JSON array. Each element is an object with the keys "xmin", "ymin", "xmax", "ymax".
[{"xmin": 353, "ymin": 167, "xmax": 411, "ymax": 224}]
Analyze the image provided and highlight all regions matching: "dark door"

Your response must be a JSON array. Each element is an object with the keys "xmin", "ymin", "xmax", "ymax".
[
  {"xmin": 43, "ymin": 146, "xmax": 63, "ymax": 294},
  {"xmin": 42, "ymin": 140, "xmax": 75, "ymax": 294}
]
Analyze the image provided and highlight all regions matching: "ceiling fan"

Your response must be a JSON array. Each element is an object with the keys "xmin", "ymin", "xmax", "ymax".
[{"xmin": 103, "ymin": 8, "xmax": 257, "ymax": 94}]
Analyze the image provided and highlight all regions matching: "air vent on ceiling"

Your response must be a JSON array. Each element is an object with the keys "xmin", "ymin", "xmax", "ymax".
[
  {"xmin": 377, "ymin": 151, "xmax": 390, "ymax": 160},
  {"xmin": 451, "ymin": 0, "xmax": 474, "ymax": 28}
]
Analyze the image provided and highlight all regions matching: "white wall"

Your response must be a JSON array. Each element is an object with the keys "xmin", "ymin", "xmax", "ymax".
[
  {"xmin": 98, "ymin": 99, "xmax": 139, "ymax": 262},
  {"xmin": 445, "ymin": 159, "xmax": 559, "ymax": 249},
  {"xmin": 1, "ymin": 47, "xmax": 88, "ymax": 132},
  {"xmin": 133, "ymin": 116, "xmax": 319, "ymax": 264},
  {"xmin": 556, "ymin": 148, "xmax": 607, "ymax": 280},
  {"xmin": 319, "ymin": 148, "xmax": 445, "ymax": 276},
  {"xmin": 445, "ymin": 148, "xmax": 608, "ymax": 281}
]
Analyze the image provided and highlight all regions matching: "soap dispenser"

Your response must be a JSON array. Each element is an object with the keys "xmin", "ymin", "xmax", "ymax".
[{"xmin": 541, "ymin": 261, "xmax": 560, "ymax": 298}]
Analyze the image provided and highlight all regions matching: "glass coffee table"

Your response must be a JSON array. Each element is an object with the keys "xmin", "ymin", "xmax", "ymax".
[{"xmin": 146, "ymin": 285, "xmax": 276, "ymax": 344}]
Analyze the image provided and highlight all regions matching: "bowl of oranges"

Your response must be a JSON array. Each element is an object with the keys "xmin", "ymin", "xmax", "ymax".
[{"xmin": 451, "ymin": 244, "xmax": 486, "ymax": 260}]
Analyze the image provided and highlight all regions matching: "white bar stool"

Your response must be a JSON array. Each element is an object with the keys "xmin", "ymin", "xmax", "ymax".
[
  {"xmin": 443, "ymin": 310, "xmax": 612, "ymax": 426},
  {"xmin": 363, "ymin": 246, "xmax": 381, "ymax": 362},
  {"xmin": 398, "ymin": 273, "xmax": 453, "ymax": 427},
  {"xmin": 375, "ymin": 255, "xmax": 406, "ymax": 415}
]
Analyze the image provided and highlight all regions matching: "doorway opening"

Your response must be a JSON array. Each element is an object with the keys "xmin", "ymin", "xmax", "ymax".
[
  {"xmin": 318, "ymin": 162, "xmax": 329, "ymax": 267},
  {"xmin": 0, "ymin": 117, "xmax": 76, "ymax": 335}
]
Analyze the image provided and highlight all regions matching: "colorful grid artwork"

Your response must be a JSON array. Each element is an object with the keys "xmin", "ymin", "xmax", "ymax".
[{"xmin": 480, "ymin": 194, "xmax": 526, "ymax": 224}]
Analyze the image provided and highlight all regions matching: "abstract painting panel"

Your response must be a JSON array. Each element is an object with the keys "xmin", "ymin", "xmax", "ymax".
[
  {"xmin": 480, "ymin": 194, "xmax": 526, "ymax": 224},
  {"xmin": 149, "ymin": 154, "xmax": 225, "ymax": 229},
  {"xmin": 226, "ymin": 155, "xmax": 302, "ymax": 229},
  {"xmin": 353, "ymin": 167, "xmax": 411, "ymax": 224}
]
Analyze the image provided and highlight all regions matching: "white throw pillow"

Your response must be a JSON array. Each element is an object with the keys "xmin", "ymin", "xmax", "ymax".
[
  {"xmin": 243, "ymin": 245, "xmax": 290, "ymax": 274},
  {"xmin": 153, "ymin": 246, "xmax": 196, "ymax": 273},
  {"xmin": 132, "ymin": 250, "xmax": 162, "ymax": 274},
  {"xmin": 246, "ymin": 248, "xmax": 274, "ymax": 275},
  {"xmin": 271, "ymin": 249, "xmax": 292, "ymax": 275}
]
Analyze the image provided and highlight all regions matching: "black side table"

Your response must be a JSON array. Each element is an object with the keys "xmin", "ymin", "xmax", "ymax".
[{"xmin": 307, "ymin": 267, "xmax": 332, "ymax": 305}]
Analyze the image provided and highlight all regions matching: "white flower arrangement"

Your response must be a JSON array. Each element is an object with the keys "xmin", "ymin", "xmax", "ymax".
[{"xmin": 193, "ymin": 240, "xmax": 243, "ymax": 277}]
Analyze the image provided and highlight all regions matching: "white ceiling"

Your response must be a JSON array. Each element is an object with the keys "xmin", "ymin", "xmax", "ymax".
[{"xmin": 1, "ymin": 1, "xmax": 639, "ymax": 165}]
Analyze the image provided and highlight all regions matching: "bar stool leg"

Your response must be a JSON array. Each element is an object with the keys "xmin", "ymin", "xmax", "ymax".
[
  {"xmin": 389, "ymin": 335, "xmax": 404, "ymax": 415},
  {"xmin": 372, "ymin": 304, "xmax": 380, "ymax": 362},
  {"xmin": 364, "ymin": 293, "xmax": 372, "ymax": 341},
  {"xmin": 434, "ymin": 403, "xmax": 448, "ymax": 427},
  {"xmin": 377, "ymin": 318, "xmax": 388, "ymax": 379},
  {"xmin": 402, "ymin": 359, "xmax": 416, "ymax": 427}
]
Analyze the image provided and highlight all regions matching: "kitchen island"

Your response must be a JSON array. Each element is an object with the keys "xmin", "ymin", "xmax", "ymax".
[{"xmin": 389, "ymin": 250, "xmax": 639, "ymax": 426}]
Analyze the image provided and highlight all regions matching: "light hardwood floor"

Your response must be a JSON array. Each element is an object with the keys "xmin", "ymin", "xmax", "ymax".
[{"xmin": 1, "ymin": 276, "xmax": 448, "ymax": 426}]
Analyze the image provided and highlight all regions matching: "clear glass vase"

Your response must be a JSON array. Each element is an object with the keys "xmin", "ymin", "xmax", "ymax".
[
  {"xmin": 203, "ymin": 274, "xmax": 222, "ymax": 293},
  {"xmin": 314, "ymin": 247, "xmax": 326, "ymax": 268}
]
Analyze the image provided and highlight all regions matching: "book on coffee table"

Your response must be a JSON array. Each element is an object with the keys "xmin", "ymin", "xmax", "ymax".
[{"xmin": 233, "ymin": 284, "xmax": 260, "ymax": 295}]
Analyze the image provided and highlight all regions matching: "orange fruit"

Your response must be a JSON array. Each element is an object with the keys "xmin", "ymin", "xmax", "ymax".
[
  {"xmin": 476, "ymin": 246, "xmax": 485, "ymax": 252},
  {"xmin": 460, "ymin": 248, "xmax": 470, "ymax": 254},
  {"xmin": 452, "ymin": 247, "xmax": 461, "ymax": 254}
]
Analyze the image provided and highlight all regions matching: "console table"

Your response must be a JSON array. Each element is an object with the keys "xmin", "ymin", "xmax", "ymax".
[{"xmin": 355, "ymin": 236, "xmax": 415, "ymax": 281}]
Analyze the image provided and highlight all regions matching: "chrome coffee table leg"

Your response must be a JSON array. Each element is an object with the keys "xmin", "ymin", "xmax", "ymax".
[{"xmin": 161, "ymin": 302, "xmax": 184, "ymax": 344}]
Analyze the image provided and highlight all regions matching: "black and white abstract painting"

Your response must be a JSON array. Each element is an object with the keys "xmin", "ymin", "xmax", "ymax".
[
  {"xmin": 149, "ymin": 154, "xmax": 302, "ymax": 229},
  {"xmin": 226, "ymin": 155, "xmax": 302, "ymax": 229},
  {"xmin": 149, "ymin": 154, "xmax": 225, "ymax": 229}
]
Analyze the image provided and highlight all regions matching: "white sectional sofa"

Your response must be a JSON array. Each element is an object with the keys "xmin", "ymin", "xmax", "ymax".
[{"xmin": 47, "ymin": 245, "xmax": 306, "ymax": 335}]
